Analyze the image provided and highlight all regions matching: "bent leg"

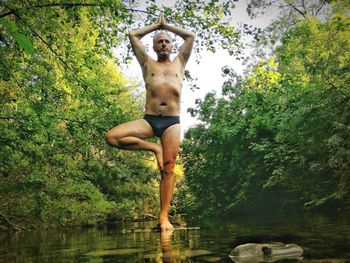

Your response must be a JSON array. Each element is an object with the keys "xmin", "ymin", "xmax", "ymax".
[
  {"xmin": 105, "ymin": 119, "xmax": 163, "ymax": 169},
  {"xmin": 159, "ymin": 124, "xmax": 181, "ymax": 231}
]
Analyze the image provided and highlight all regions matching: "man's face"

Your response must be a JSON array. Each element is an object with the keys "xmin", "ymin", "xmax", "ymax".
[{"xmin": 153, "ymin": 33, "xmax": 173, "ymax": 57}]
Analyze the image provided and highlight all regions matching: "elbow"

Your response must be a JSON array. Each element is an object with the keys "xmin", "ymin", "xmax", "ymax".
[
  {"xmin": 129, "ymin": 30, "xmax": 140, "ymax": 40},
  {"xmin": 129, "ymin": 31, "xmax": 144, "ymax": 41},
  {"xmin": 187, "ymin": 32, "xmax": 195, "ymax": 41},
  {"xmin": 128, "ymin": 31, "xmax": 135, "ymax": 39}
]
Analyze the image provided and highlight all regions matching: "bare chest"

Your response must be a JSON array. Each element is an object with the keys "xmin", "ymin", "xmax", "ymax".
[{"xmin": 144, "ymin": 59, "xmax": 184, "ymax": 85}]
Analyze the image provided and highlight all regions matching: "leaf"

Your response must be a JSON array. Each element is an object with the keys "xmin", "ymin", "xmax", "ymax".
[
  {"xmin": 12, "ymin": 33, "xmax": 35, "ymax": 54},
  {"xmin": 0, "ymin": 17, "xmax": 18, "ymax": 32},
  {"xmin": 0, "ymin": 18, "xmax": 34, "ymax": 54}
]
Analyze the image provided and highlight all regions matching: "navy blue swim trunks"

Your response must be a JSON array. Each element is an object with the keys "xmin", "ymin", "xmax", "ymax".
[{"xmin": 144, "ymin": 114, "xmax": 180, "ymax": 137}]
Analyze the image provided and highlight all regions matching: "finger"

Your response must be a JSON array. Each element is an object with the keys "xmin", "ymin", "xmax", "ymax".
[{"xmin": 160, "ymin": 12, "xmax": 165, "ymax": 23}]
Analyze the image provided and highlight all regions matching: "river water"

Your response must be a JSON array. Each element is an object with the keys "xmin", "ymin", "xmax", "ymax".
[{"xmin": 0, "ymin": 212, "xmax": 349, "ymax": 263}]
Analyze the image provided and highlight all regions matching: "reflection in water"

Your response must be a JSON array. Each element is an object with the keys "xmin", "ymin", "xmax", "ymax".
[
  {"xmin": 161, "ymin": 230, "xmax": 175, "ymax": 263},
  {"xmin": 0, "ymin": 213, "xmax": 350, "ymax": 262},
  {"xmin": 160, "ymin": 228, "xmax": 217, "ymax": 262}
]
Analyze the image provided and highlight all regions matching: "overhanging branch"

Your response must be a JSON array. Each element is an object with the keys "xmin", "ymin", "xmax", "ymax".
[
  {"xmin": 288, "ymin": 3, "xmax": 306, "ymax": 18},
  {"xmin": 315, "ymin": 0, "xmax": 327, "ymax": 16},
  {"xmin": 0, "ymin": 2, "xmax": 155, "ymax": 18}
]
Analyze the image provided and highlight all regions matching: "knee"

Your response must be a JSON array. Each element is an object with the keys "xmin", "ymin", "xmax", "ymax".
[
  {"xmin": 105, "ymin": 131, "xmax": 119, "ymax": 147},
  {"xmin": 161, "ymin": 160, "xmax": 175, "ymax": 178}
]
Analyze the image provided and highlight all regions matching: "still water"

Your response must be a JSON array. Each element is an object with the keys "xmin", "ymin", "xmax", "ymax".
[{"xmin": 0, "ymin": 212, "xmax": 349, "ymax": 263}]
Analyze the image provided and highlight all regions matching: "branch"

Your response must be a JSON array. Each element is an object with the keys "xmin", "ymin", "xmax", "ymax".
[
  {"xmin": 2, "ymin": 3, "xmax": 98, "ymax": 95},
  {"xmin": 0, "ymin": 116, "xmax": 17, "ymax": 120},
  {"xmin": 320, "ymin": 69, "xmax": 339, "ymax": 90},
  {"xmin": 315, "ymin": 0, "xmax": 326, "ymax": 16},
  {"xmin": 0, "ymin": 60, "xmax": 25, "ymax": 92},
  {"xmin": 0, "ymin": 61, "xmax": 57, "ymax": 105},
  {"xmin": 0, "ymin": 2, "xmax": 155, "ymax": 18},
  {"xmin": 288, "ymin": 3, "xmax": 306, "ymax": 18},
  {"xmin": 0, "ymin": 60, "xmax": 31, "ymax": 104},
  {"xmin": 0, "ymin": 3, "xmax": 105, "ymax": 17},
  {"xmin": 1, "ymin": 4, "xmax": 155, "ymax": 98},
  {"xmin": 3, "ymin": 5, "xmax": 72, "ymax": 74},
  {"xmin": 0, "ymin": 211, "xmax": 22, "ymax": 231},
  {"xmin": 0, "ymin": 3, "xmax": 157, "ymax": 95},
  {"xmin": 301, "ymin": 0, "xmax": 307, "ymax": 15}
]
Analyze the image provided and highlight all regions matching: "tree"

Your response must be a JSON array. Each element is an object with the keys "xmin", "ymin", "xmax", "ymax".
[{"xmin": 179, "ymin": 9, "xmax": 350, "ymax": 216}]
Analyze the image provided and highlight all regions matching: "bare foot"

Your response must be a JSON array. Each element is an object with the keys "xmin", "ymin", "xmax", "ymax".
[
  {"xmin": 160, "ymin": 216, "xmax": 174, "ymax": 231},
  {"xmin": 160, "ymin": 221, "xmax": 174, "ymax": 231},
  {"xmin": 154, "ymin": 143, "xmax": 163, "ymax": 170}
]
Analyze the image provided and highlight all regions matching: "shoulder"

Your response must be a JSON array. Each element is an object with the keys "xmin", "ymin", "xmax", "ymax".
[
  {"xmin": 144, "ymin": 56, "xmax": 157, "ymax": 67},
  {"xmin": 141, "ymin": 56, "xmax": 158, "ymax": 73}
]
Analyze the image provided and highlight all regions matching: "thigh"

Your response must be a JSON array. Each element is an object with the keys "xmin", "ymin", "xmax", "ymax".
[
  {"xmin": 107, "ymin": 119, "xmax": 154, "ymax": 139},
  {"xmin": 160, "ymin": 124, "xmax": 181, "ymax": 162}
]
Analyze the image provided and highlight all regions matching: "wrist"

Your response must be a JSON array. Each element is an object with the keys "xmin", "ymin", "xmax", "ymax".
[{"xmin": 162, "ymin": 23, "xmax": 170, "ymax": 31}]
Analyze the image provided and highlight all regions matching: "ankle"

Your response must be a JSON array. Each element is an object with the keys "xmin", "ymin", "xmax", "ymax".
[
  {"xmin": 154, "ymin": 143, "xmax": 161, "ymax": 152},
  {"xmin": 160, "ymin": 213, "xmax": 169, "ymax": 221}
]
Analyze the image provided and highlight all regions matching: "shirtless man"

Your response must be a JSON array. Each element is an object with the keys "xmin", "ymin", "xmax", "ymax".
[{"xmin": 105, "ymin": 13, "xmax": 195, "ymax": 231}]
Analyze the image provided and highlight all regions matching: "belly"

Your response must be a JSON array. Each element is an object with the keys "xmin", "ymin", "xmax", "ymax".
[{"xmin": 145, "ymin": 79, "xmax": 182, "ymax": 115}]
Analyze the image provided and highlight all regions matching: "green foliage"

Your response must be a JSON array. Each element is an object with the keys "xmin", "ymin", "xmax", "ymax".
[
  {"xmin": 0, "ymin": 1, "xmax": 149, "ymax": 229},
  {"xmin": 24, "ymin": 177, "xmax": 116, "ymax": 227},
  {"xmin": 179, "ymin": 13, "xmax": 350, "ymax": 216},
  {"xmin": 0, "ymin": 17, "xmax": 34, "ymax": 54}
]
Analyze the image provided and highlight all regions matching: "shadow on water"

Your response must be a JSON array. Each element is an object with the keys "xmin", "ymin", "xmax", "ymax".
[{"xmin": 0, "ymin": 212, "xmax": 350, "ymax": 262}]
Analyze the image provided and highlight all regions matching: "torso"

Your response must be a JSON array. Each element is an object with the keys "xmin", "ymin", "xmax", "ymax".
[{"xmin": 142, "ymin": 57, "xmax": 184, "ymax": 116}]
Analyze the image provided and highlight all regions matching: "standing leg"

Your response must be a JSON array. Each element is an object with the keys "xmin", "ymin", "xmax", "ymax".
[{"xmin": 159, "ymin": 124, "xmax": 181, "ymax": 231}]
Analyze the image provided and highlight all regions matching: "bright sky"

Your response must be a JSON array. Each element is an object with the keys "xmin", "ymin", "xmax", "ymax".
[{"xmin": 119, "ymin": 1, "xmax": 278, "ymax": 138}]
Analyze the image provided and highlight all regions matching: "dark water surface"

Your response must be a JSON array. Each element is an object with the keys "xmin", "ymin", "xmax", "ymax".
[{"xmin": 1, "ymin": 212, "xmax": 349, "ymax": 263}]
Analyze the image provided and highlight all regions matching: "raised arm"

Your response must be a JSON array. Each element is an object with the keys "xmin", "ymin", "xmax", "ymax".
[
  {"xmin": 160, "ymin": 13, "xmax": 195, "ymax": 65},
  {"xmin": 128, "ymin": 17, "xmax": 162, "ymax": 66}
]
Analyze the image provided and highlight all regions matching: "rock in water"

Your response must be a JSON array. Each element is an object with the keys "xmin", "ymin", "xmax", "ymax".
[
  {"xmin": 230, "ymin": 243, "xmax": 267, "ymax": 257},
  {"xmin": 229, "ymin": 242, "xmax": 303, "ymax": 262}
]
